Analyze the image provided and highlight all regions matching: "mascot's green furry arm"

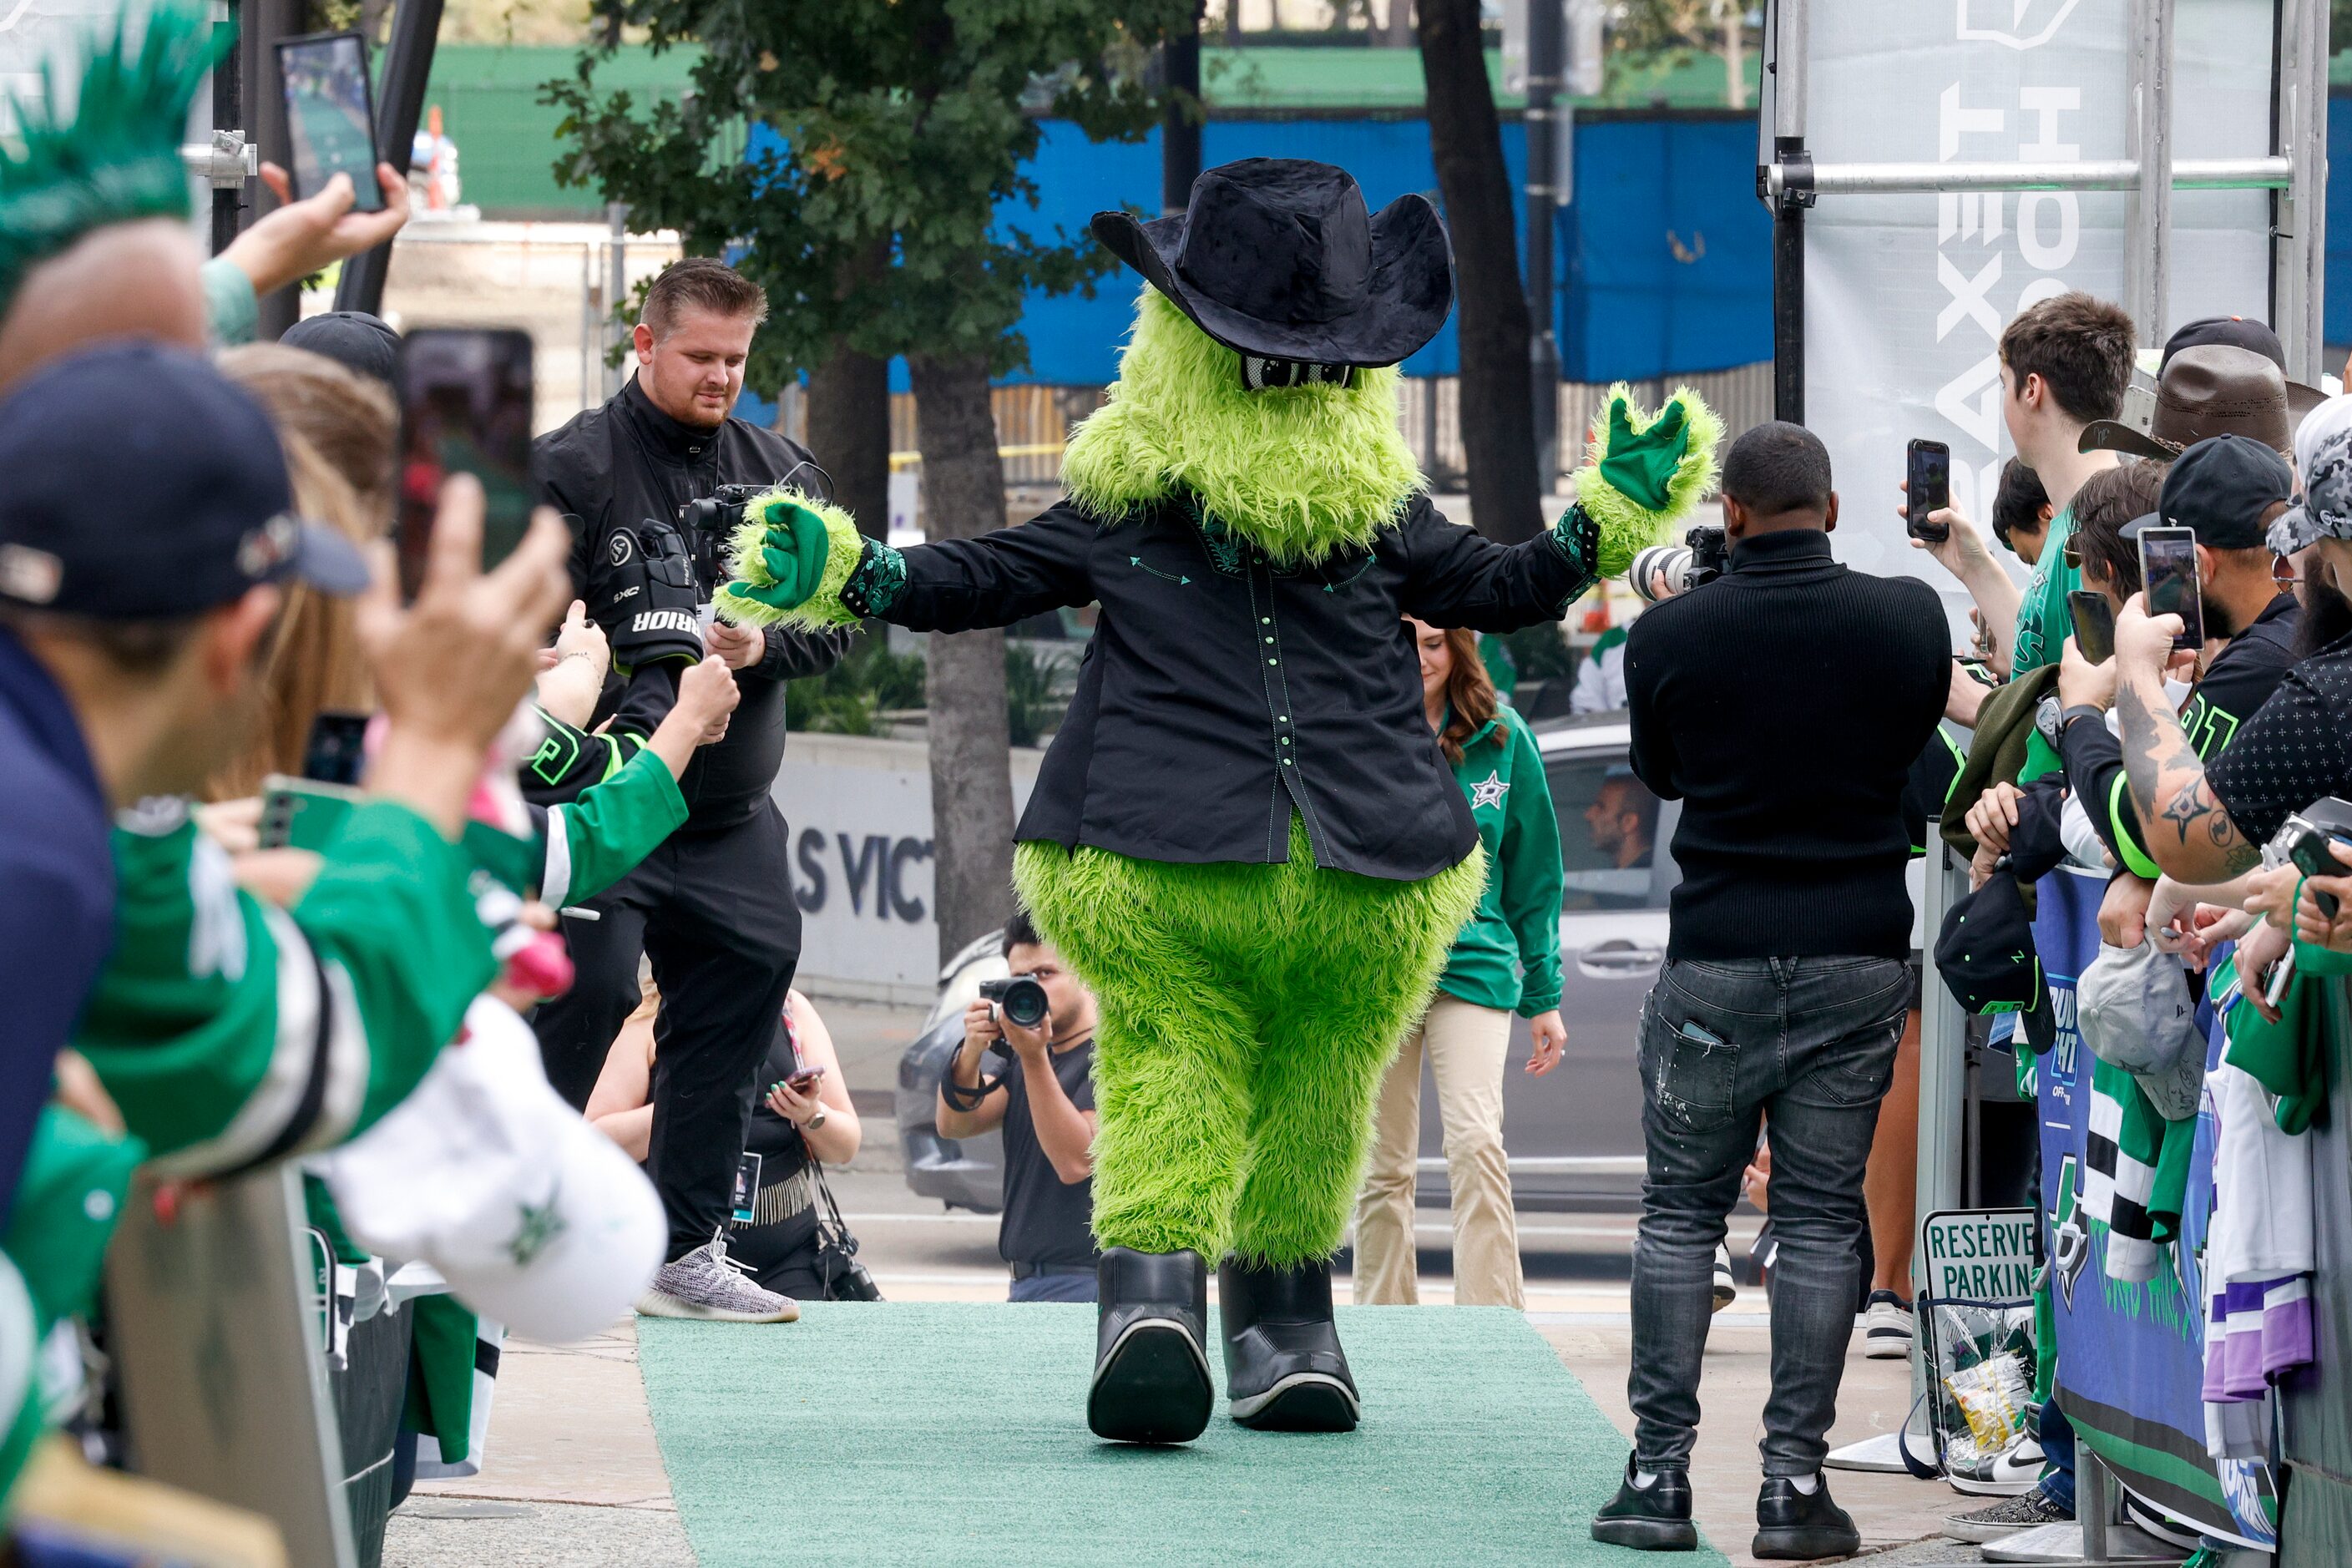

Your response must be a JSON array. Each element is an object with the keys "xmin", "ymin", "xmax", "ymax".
[{"xmin": 717, "ymin": 159, "xmax": 1717, "ymax": 1452}]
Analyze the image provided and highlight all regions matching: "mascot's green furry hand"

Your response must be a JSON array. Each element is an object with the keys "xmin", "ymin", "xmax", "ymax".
[
  {"xmin": 712, "ymin": 488, "xmax": 890, "ymax": 631},
  {"xmin": 1597, "ymin": 397, "xmax": 1689, "ymax": 512},
  {"xmin": 1570, "ymin": 383, "xmax": 1723, "ymax": 581},
  {"xmin": 721, "ymin": 497, "xmax": 831, "ymax": 613}
]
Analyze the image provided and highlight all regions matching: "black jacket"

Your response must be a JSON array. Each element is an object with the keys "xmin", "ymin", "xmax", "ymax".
[
  {"xmin": 1626, "ymin": 529, "xmax": 1950, "ymax": 961},
  {"xmin": 873, "ymin": 492, "xmax": 1592, "ymax": 881},
  {"xmin": 533, "ymin": 378, "xmax": 847, "ymax": 827}
]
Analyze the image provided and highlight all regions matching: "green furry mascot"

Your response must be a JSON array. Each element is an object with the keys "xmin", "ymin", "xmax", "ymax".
[{"xmin": 721, "ymin": 159, "xmax": 1717, "ymax": 1444}]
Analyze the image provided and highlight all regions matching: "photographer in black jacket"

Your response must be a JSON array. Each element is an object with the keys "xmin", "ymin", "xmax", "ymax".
[
  {"xmin": 534, "ymin": 256, "xmax": 847, "ymax": 1323},
  {"xmin": 1592, "ymin": 423, "xmax": 1948, "ymax": 1559}
]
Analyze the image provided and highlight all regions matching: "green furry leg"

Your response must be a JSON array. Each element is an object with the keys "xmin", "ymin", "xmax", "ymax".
[
  {"xmin": 1227, "ymin": 837, "xmax": 1484, "ymax": 1267},
  {"xmin": 1014, "ymin": 822, "xmax": 1486, "ymax": 1267}
]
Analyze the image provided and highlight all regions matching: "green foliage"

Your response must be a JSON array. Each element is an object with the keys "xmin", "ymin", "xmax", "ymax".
[
  {"xmin": 786, "ymin": 636, "xmax": 928, "ymax": 736},
  {"xmin": 1004, "ymin": 642, "xmax": 1074, "ymax": 748},
  {"xmin": 546, "ymin": 0, "xmax": 1197, "ymax": 397}
]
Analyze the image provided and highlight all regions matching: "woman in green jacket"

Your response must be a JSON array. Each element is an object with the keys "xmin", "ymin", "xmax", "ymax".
[{"xmin": 1354, "ymin": 618, "xmax": 1566, "ymax": 1308}]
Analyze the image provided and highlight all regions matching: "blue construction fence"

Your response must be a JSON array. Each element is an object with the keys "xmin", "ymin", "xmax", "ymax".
[{"xmin": 792, "ymin": 111, "xmax": 1773, "ymax": 393}]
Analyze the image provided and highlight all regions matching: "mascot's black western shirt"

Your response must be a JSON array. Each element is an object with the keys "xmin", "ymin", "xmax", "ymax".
[
  {"xmin": 533, "ymin": 378, "xmax": 845, "ymax": 827},
  {"xmin": 880, "ymin": 493, "xmax": 1591, "ymax": 882}
]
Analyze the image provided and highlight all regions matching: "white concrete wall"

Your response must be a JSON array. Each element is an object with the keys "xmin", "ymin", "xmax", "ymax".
[{"xmin": 771, "ymin": 734, "xmax": 1041, "ymax": 1007}]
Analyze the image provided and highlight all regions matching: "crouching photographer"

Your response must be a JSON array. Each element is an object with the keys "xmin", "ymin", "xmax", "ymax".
[{"xmin": 937, "ymin": 911, "xmax": 1101, "ymax": 1302}]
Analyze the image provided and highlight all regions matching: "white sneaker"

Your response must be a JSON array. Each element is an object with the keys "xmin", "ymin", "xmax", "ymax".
[
  {"xmin": 1712, "ymin": 1245, "xmax": 1737, "ymax": 1312},
  {"xmin": 636, "ymin": 1240, "xmax": 799, "ymax": 1323},
  {"xmin": 1863, "ymin": 1289, "xmax": 1912, "ymax": 1358}
]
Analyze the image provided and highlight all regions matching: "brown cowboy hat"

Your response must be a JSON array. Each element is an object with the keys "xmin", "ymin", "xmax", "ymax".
[{"xmin": 2079, "ymin": 344, "xmax": 2292, "ymax": 460}]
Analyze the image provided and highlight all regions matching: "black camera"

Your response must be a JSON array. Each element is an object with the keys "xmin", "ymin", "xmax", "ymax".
[
  {"xmin": 1627, "ymin": 524, "xmax": 1730, "ymax": 604},
  {"xmin": 678, "ymin": 483, "xmax": 769, "ymax": 539},
  {"xmin": 979, "ymin": 974, "xmax": 1050, "ymax": 1031}
]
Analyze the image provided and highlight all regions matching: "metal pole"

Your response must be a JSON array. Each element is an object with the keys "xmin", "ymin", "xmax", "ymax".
[
  {"xmin": 1916, "ymin": 848, "xmax": 1966, "ymax": 1221},
  {"xmin": 2274, "ymin": 0, "xmax": 2328, "ymax": 382},
  {"xmin": 1761, "ymin": 155, "xmax": 2290, "ymax": 199},
  {"xmin": 605, "ymin": 203, "xmax": 630, "ymax": 402},
  {"xmin": 210, "ymin": 0, "xmax": 242, "ymax": 255},
  {"xmin": 2122, "ymin": 0, "xmax": 2173, "ymax": 345},
  {"xmin": 332, "ymin": 0, "xmax": 446, "ymax": 315},
  {"xmin": 1161, "ymin": 1, "xmax": 1205, "ymax": 216},
  {"xmin": 1764, "ymin": 0, "xmax": 1808, "ymax": 425},
  {"xmin": 1525, "ymin": 0, "xmax": 1561, "ymax": 488}
]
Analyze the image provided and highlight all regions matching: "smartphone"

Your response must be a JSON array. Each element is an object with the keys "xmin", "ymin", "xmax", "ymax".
[
  {"xmin": 784, "ymin": 1065, "xmax": 825, "ymax": 1095},
  {"xmin": 2066, "ymin": 589, "xmax": 2116, "ymax": 664},
  {"xmin": 275, "ymin": 32, "xmax": 384, "ymax": 211},
  {"xmin": 2137, "ymin": 525, "xmax": 2206, "ymax": 651},
  {"xmin": 255, "ymin": 774, "xmax": 362, "ymax": 852},
  {"xmin": 1905, "ymin": 439, "xmax": 1951, "ymax": 542},
  {"xmin": 396, "ymin": 328, "xmax": 536, "ymax": 601},
  {"xmin": 300, "ymin": 711, "xmax": 371, "ymax": 787}
]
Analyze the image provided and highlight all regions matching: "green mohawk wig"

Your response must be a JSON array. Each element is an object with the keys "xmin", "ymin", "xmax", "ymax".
[{"xmin": 0, "ymin": 5, "xmax": 226, "ymax": 317}]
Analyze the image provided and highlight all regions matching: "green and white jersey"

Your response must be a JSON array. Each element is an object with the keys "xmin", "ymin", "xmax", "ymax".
[
  {"xmin": 539, "ymin": 743, "xmax": 689, "ymax": 909},
  {"xmin": 74, "ymin": 798, "xmax": 497, "ymax": 1180}
]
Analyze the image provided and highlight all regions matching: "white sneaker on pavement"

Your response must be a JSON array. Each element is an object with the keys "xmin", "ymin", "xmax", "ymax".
[
  {"xmin": 1863, "ymin": 1288, "xmax": 1912, "ymax": 1358},
  {"xmin": 1712, "ymin": 1244, "xmax": 1737, "ymax": 1312},
  {"xmin": 636, "ymin": 1240, "xmax": 799, "ymax": 1323}
]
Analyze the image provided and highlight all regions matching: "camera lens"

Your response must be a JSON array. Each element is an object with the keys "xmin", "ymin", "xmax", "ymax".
[
  {"xmin": 999, "ymin": 976, "xmax": 1050, "ymax": 1029},
  {"xmin": 1628, "ymin": 544, "xmax": 1691, "ymax": 604}
]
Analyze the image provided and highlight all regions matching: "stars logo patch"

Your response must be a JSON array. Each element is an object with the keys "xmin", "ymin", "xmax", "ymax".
[{"xmin": 1469, "ymin": 770, "xmax": 1509, "ymax": 811}]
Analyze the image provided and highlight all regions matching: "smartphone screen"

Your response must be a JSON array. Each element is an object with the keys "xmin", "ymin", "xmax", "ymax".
[
  {"xmin": 396, "ymin": 328, "xmax": 535, "ymax": 601},
  {"xmin": 1906, "ymin": 439, "xmax": 1951, "ymax": 541},
  {"xmin": 301, "ymin": 711, "xmax": 371, "ymax": 787},
  {"xmin": 276, "ymin": 33, "xmax": 384, "ymax": 212},
  {"xmin": 2066, "ymin": 589, "xmax": 2116, "ymax": 664},
  {"xmin": 2137, "ymin": 525, "xmax": 2206, "ymax": 651}
]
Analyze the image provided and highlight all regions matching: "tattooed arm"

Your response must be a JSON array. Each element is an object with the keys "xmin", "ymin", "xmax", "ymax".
[{"xmin": 2113, "ymin": 669, "xmax": 2262, "ymax": 883}]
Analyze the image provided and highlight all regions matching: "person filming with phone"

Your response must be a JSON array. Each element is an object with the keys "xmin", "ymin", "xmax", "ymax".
[
  {"xmin": 935, "ymin": 911, "xmax": 1102, "ymax": 1303},
  {"xmin": 531, "ymin": 256, "xmax": 848, "ymax": 1324}
]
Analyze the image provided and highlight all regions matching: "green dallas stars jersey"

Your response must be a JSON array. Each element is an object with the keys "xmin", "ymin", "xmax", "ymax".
[{"xmin": 74, "ymin": 798, "xmax": 497, "ymax": 1180}]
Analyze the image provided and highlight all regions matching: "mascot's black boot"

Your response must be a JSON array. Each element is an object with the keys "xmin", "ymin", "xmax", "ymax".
[
  {"xmin": 1217, "ymin": 1257, "xmax": 1360, "ymax": 1432},
  {"xmin": 1088, "ymin": 1248, "xmax": 1214, "ymax": 1444}
]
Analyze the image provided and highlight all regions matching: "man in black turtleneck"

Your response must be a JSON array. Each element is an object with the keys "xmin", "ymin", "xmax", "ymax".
[
  {"xmin": 1591, "ymin": 422, "xmax": 1948, "ymax": 1560},
  {"xmin": 532, "ymin": 256, "xmax": 847, "ymax": 1323}
]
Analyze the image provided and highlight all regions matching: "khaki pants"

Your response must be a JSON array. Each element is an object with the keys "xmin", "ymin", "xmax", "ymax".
[{"xmin": 1353, "ymin": 994, "xmax": 1524, "ymax": 1308}]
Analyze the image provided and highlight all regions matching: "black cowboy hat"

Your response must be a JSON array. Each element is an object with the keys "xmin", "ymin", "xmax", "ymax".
[{"xmin": 1090, "ymin": 157, "xmax": 1453, "ymax": 370}]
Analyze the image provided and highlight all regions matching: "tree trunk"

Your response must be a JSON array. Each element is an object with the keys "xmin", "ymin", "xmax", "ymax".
[
  {"xmin": 1383, "ymin": 0, "xmax": 1413, "ymax": 48},
  {"xmin": 806, "ymin": 340, "xmax": 892, "ymax": 542},
  {"xmin": 908, "ymin": 352, "xmax": 1017, "ymax": 964},
  {"xmin": 1417, "ymin": 0, "xmax": 1542, "ymax": 544},
  {"xmin": 1719, "ymin": 0, "xmax": 1745, "ymax": 110}
]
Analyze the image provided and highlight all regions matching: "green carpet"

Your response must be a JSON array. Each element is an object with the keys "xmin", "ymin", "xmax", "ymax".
[{"xmin": 638, "ymin": 1304, "xmax": 1727, "ymax": 1566}]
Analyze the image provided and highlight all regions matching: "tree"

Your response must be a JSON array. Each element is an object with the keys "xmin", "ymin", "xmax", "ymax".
[
  {"xmin": 549, "ymin": 0, "xmax": 1191, "ymax": 962},
  {"xmin": 1606, "ymin": 0, "xmax": 1755, "ymax": 109},
  {"xmin": 1416, "ymin": 0, "xmax": 1541, "ymax": 544}
]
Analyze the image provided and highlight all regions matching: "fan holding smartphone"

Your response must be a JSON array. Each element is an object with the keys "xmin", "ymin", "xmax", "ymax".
[{"xmin": 276, "ymin": 33, "xmax": 386, "ymax": 212}]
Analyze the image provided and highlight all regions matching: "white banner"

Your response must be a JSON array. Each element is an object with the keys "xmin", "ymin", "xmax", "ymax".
[
  {"xmin": 1793, "ymin": 0, "xmax": 2277, "ymax": 626},
  {"xmin": 771, "ymin": 733, "xmax": 1040, "ymax": 1004}
]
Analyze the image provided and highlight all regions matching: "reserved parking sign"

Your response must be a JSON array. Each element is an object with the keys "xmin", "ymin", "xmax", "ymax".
[{"xmin": 1919, "ymin": 1207, "xmax": 2039, "ymax": 1301}]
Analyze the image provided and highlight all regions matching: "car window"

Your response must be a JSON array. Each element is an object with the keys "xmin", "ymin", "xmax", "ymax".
[{"xmin": 1546, "ymin": 750, "xmax": 1671, "ymax": 912}]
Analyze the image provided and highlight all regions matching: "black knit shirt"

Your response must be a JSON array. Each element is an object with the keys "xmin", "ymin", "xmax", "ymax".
[{"xmin": 1625, "ymin": 529, "xmax": 1951, "ymax": 961}]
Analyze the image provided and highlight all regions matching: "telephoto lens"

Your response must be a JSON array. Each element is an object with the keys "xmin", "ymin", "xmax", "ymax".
[
  {"xmin": 1626, "ymin": 544, "xmax": 1692, "ymax": 604},
  {"xmin": 979, "ymin": 975, "xmax": 1050, "ymax": 1030}
]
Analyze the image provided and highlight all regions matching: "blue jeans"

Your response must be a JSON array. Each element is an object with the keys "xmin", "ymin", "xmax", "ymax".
[
  {"xmin": 1009, "ymin": 1268, "xmax": 1098, "ymax": 1302},
  {"xmin": 1629, "ymin": 955, "xmax": 1909, "ymax": 1478},
  {"xmin": 2036, "ymin": 1399, "xmax": 2076, "ymax": 1510}
]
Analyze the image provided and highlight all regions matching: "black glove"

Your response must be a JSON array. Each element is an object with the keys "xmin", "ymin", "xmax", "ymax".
[{"xmin": 589, "ymin": 516, "xmax": 705, "ymax": 669}]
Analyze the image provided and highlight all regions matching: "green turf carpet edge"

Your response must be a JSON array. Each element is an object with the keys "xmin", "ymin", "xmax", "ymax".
[{"xmin": 639, "ymin": 1303, "xmax": 1727, "ymax": 1567}]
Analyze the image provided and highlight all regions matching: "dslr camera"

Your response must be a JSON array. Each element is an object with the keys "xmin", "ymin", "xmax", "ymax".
[
  {"xmin": 1628, "ymin": 524, "xmax": 1730, "ymax": 604},
  {"xmin": 979, "ymin": 974, "xmax": 1050, "ymax": 1032},
  {"xmin": 2269, "ymin": 797, "xmax": 2352, "ymax": 918}
]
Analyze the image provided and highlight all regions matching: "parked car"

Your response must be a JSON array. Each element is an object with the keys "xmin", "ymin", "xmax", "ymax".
[{"xmin": 895, "ymin": 711, "xmax": 1676, "ymax": 1215}]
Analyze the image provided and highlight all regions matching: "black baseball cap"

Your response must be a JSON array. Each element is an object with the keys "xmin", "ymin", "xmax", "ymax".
[
  {"xmin": 2120, "ymin": 434, "xmax": 2294, "ymax": 552},
  {"xmin": 0, "ymin": 344, "xmax": 369, "ymax": 619},
  {"xmin": 1933, "ymin": 867, "xmax": 2044, "ymax": 1019},
  {"xmin": 281, "ymin": 310, "xmax": 400, "ymax": 387}
]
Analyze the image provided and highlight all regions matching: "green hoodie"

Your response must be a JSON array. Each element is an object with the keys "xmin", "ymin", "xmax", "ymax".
[{"xmin": 1436, "ymin": 706, "xmax": 1565, "ymax": 1016}]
